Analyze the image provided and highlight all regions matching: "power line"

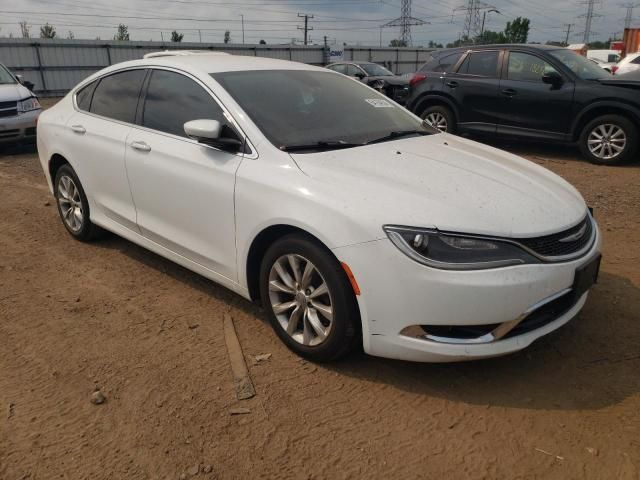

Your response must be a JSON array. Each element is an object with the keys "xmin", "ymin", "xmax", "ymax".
[
  {"xmin": 563, "ymin": 23, "xmax": 574, "ymax": 45},
  {"xmin": 297, "ymin": 13, "xmax": 313, "ymax": 45},
  {"xmin": 621, "ymin": 3, "xmax": 640, "ymax": 29},
  {"xmin": 382, "ymin": 0, "xmax": 426, "ymax": 46},
  {"xmin": 578, "ymin": 0, "xmax": 603, "ymax": 43}
]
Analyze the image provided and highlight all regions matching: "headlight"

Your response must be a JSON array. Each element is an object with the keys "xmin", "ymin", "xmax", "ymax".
[
  {"xmin": 383, "ymin": 225, "xmax": 539, "ymax": 270},
  {"xmin": 17, "ymin": 96, "xmax": 41, "ymax": 114}
]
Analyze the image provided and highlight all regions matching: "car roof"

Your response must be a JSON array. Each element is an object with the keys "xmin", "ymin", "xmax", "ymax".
[{"xmin": 431, "ymin": 44, "xmax": 563, "ymax": 56}]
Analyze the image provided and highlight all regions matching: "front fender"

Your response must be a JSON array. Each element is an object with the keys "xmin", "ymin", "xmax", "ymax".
[{"xmin": 571, "ymin": 100, "xmax": 640, "ymax": 139}]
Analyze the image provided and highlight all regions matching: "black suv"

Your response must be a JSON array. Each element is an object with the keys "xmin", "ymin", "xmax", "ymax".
[{"xmin": 406, "ymin": 45, "xmax": 640, "ymax": 164}]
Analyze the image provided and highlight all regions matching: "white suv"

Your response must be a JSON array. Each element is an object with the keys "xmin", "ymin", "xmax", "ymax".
[
  {"xmin": 36, "ymin": 52, "xmax": 601, "ymax": 363},
  {"xmin": 613, "ymin": 52, "xmax": 640, "ymax": 75},
  {"xmin": 0, "ymin": 63, "xmax": 41, "ymax": 145}
]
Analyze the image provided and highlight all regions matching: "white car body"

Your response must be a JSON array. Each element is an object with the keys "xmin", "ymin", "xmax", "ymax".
[
  {"xmin": 0, "ymin": 63, "xmax": 41, "ymax": 144},
  {"xmin": 613, "ymin": 52, "xmax": 640, "ymax": 75},
  {"xmin": 36, "ymin": 53, "xmax": 601, "ymax": 362}
]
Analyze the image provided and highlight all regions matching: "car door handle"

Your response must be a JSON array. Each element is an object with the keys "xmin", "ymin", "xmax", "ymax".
[
  {"xmin": 70, "ymin": 125, "xmax": 86, "ymax": 134},
  {"xmin": 445, "ymin": 81, "xmax": 459, "ymax": 88},
  {"xmin": 130, "ymin": 141, "xmax": 151, "ymax": 152},
  {"xmin": 501, "ymin": 88, "xmax": 517, "ymax": 97}
]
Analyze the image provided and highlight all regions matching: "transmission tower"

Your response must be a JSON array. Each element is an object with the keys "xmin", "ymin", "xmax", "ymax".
[
  {"xmin": 382, "ymin": 0, "xmax": 426, "ymax": 46},
  {"xmin": 578, "ymin": 0, "xmax": 603, "ymax": 43},
  {"xmin": 621, "ymin": 3, "xmax": 640, "ymax": 29},
  {"xmin": 454, "ymin": 0, "xmax": 496, "ymax": 40}
]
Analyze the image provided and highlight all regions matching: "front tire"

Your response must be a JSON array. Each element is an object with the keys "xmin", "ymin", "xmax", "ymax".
[
  {"xmin": 578, "ymin": 115, "xmax": 638, "ymax": 165},
  {"xmin": 420, "ymin": 104, "xmax": 456, "ymax": 134},
  {"xmin": 259, "ymin": 234, "xmax": 360, "ymax": 362},
  {"xmin": 54, "ymin": 164, "xmax": 104, "ymax": 241}
]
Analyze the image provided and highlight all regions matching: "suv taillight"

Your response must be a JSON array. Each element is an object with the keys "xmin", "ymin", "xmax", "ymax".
[{"xmin": 409, "ymin": 73, "xmax": 427, "ymax": 87}]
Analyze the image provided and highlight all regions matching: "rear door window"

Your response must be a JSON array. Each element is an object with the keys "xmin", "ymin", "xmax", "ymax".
[
  {"xmin": 90, "ymin": 69, "xmax": 146, "ymax": 123},
  {"xmin": 328, "ymin": 64, "xmax": 347, "ymax": 74},
  {"xmin": 457, "ymin": 51, "xmax": 500, "ymax": 77},
  {"xmin": 142, "ymin": 69, "xmax": 226, "ymax": 138},
  {"xmin": 346, "ymin": 64, "xmax": 363, "ymax": 77},
  {"xmin": 421, "ymin": 52, "xmax": 464, "ymax": 73}
]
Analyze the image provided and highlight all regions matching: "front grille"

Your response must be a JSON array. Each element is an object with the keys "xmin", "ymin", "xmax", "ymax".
[
  {"xmin": 0, "ymin": 129, "xmax": 20, "ymax": 138},
  {"xmin": 516, "ymin": 216, "xmax": 593, "ymax": 259},
  {"xmin": 0, "ymin": 100, "xmax": 16, "ymax": 109},
  {"xmin": 0, "ymin": 107, "xmax": 18, "ymax": 118}
]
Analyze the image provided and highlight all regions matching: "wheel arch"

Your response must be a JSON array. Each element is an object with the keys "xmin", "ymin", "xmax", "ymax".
[
  {"xmin": 571, "ymin": 103, "xmax": 640, "ymax": 141},
  {"xmin": 412, "ymin": 93, "xmax": 460, "ymax": 122},
  {"xmin": 48, "ymin": 153, "xmax": 71, "ymax": 185}
]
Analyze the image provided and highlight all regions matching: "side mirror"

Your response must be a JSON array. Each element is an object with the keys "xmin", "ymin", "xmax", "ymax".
[
  {"xmin": 542, "ymin": 71, "xmax": 563, "ymax": 87},
  {"xmin": 354, "ymin": 72, "xmax": 365, "ymax": 80},
  {"xmin": 184, "ymin": 119, "xmax": 243, "ymax": 153},
  {"xmin": 16, "ymin": 75, "xmax": 35, "ymax": 91}
]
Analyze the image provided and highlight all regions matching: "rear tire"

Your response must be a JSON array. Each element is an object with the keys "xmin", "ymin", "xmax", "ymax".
[
  {"xmin": 420, "ymin": 104, "xmax": 456, "ymax": 134},
  {"xmin": 578, "ymin": 115, "xmax": 637, "ymax": 165},
  {"xmin": 54, "ymin": 164, "xmax": 105, "ymax": 241},
  {"xmin": 259, "ymin": 234, "xmax": 360, "ymax": 362}
]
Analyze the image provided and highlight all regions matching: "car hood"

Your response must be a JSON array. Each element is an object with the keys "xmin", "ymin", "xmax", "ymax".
[
  {"xmin": 291, "ymin": 134, "xmax": 586, "ymax": 239},
  {"xmin": 0, "ymin": 82, "xmax": 32, "ymax": 101},
  {"xmin": 596, "ymin": 77, "xmax": 640, "ymax": 89}
]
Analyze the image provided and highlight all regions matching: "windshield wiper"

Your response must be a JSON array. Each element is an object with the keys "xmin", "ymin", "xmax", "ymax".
[
  {"xmin": 280, "ymin": 140, "xmax": 364, "ymax": 152},
  {"xmin": 366, "ymin": 129, "xmax": 430, "ymax": 145}
]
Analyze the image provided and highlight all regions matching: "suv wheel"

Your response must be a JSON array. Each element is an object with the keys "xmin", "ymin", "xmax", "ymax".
[
  {"xmin": 54, "ymin": 164, "xmax": 104, "ymax": 241},
  {"xmin": 421, "ymin": 105, "xmax": 456, "ymax": 133},
  {"xmin": 259, "ymin": 234, "xmax": 360, "ymax": 362},
  {"xmin": 579, "ymin": 115, "xmax": 638, "ymax": 165}
]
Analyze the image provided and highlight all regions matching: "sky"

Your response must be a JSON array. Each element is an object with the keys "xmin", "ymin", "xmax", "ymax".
[{"xmin": 0, "ymin": 0, "xmax": 635, "ymax": 47}]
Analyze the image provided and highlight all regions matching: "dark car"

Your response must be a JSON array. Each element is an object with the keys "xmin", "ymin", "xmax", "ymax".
[
  {"xmin": 326, "ymin": 61, "xmax": 410, "ymax": 105},
  {"xmin": 406, "ymin": 45, "xmax": 640, "ymax": 164}
]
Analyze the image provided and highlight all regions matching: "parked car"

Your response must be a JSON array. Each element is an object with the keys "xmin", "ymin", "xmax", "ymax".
[
  {"xmin": 0, "ymin": 63, "xmax": 41, "ymax": 145},
  {"xmin": 407, "ymin": 45, "xmax": 639, "ymax": 165},
  {"xmin": 612, "ymin": 52, "xmax": 640, "ymax": 75},
  {"xmin": 37, "ymin": 52, "xmax": 601, "ymax": 363},
  {"xmin": 587, "ymin": 49, "xmax": 621, "ymax": 66},
  {"xmin": 326, "ymin": 61, "xmax": 410, "ymax": 104},
  {"xmin": 589, "ymin": 57, "xmax": 616, "ymax": 73}
]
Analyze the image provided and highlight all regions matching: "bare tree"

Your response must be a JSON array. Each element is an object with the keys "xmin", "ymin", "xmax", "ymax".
[
  {"xmin": 39, "ymin": 23, "xmax": 56, "ymax": 39},
  {"xmin": 67, "ymin": 30, "xmax": 75, "ymax": 39},
  {"xmin": 170, "ymin": 30, "xmax": 184, "ymax": 42},
  {"xmin": 224, "ymin": 30, "xmax": 231, "ymax": 44},
  {"xmin": 19, "ymin": 21, "xmax": 30, "ymax": 38},
  {"xmin": 114, "ymin": 24, "xmax": 130, "ymax": 41}
]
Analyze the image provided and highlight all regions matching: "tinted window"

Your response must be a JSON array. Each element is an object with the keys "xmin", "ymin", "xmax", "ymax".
[
  {"xmin": 632, "ymin": 56, "xmax": 640, "ymax": 65},
  {"xmin": 507, "ymin": 52, "xmax": 558, "ymax": 82},
  {"xmin": 212, "ymin": 70, "xmax": 433, "ymax": 150},
  {"xmin": 76, "ymin": 80, "xmax": 97, "ymax": 111},
  {"xmin": 458, "ymin": 51, "xmax": 499, "ymax": 77},
  {"xmin": 90, "ymin": 69, "xmax": 146, "ymax": 123},
  {"xmin": 346, "ymin": 65, "xmax": 363, "ymax": 77},
  {"xmin": 142, "ymin": 70, "xmax": 225, "ymax": 138},
  {"xmin": 421, "ymin": 52, "xmax": 464, "ymax": 73},
  {"xmin": 328, "ymin": 64, "xmax": 347, "ymax": 74}
]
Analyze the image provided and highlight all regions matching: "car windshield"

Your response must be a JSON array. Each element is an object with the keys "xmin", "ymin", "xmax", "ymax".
[
  {"xmin": 0, "ymin": 64, "xmax": 17, "ymax": 85},
  {"xmin": 360, "ymin": 63, "xmax": 394, "ymax": 76},
  {"xmin": 212, "ymin": 70, "xmax": 433, "ymax": 151},
  {"xmin": 549, "ymin": 49, "xmax": 610, "ymax": 80}
]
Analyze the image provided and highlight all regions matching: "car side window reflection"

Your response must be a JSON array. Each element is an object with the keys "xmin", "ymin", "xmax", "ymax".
[
  {"xmin": 90, "ymin": 70, "xmax": 146, "ymax": 123},
  {"xmin": 457, "ymin": 51, "xmax": 499, "ymax": 77},
  {"xmin": 142, "ymin": 69, "xmax": 226, "ymax": 138},
  {"xmin": 508, "ymin": 52, "xmax": 558, "ymax": 82}
]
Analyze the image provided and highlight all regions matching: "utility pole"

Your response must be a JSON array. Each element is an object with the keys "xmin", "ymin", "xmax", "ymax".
[
  {"xmin": 480, "ymin": 8, "xmax": 500, "ymax": 38},
  {"xmin": 563, "ymin": 23, "xmax": 574, "ymax": 45},
  {"xmin": 454, "ymin": 0, "xmax": 497, "ymax": 41},
  {"xmin": 621, "ymin": 3, "xmax": 640, "ymax": 29},
  {"xmin": 578, "ymin": 0, "xmax": 602, "ymax": 44},
  {"xmin": 297, "ymin": 13, "xmax": 314, "ymax": 45},
  {"xmin": 198, "ymin": 29, "xmax": 202, "ymax": 43},
  {"xmin": 160, "ymin": 31, "xmax": 164, "ymax": 42},
  {"xmin": 240, "ymin": 14, "xmax": 245, "ymax": 44}
]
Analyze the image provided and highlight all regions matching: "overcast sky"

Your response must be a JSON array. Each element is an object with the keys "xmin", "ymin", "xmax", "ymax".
[{"xmin": 0, "ymin": 0, "xmax": 634, "ymax": 46}]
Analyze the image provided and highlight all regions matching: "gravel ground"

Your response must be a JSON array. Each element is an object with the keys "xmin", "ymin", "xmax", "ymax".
[{"xmin": 0, "ymin": 102, "xmax": 639, "ymax": 479}]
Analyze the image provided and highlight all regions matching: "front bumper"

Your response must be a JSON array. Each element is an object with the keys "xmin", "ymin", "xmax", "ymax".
[
  {"xmin": 0, "ymin": 109, "xmax": 40, "ymax": 144},
  {"xmin": 333, "ymin": 222, "xmax": 602, "ymax": 362}
]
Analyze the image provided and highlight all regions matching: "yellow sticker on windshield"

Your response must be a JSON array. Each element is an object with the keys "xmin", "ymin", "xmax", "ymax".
[{"xmin": 365, "ymin": 98, "xmax": 394, "ymax": 108}]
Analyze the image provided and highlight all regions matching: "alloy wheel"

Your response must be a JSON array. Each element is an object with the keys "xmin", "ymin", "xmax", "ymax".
[
  {"xmin": 588, "ymin": 124, "xmax": 626, "ymax": 161},
  {"xmin": 268, "ymin": 254, "xmax": 334, "ymax": 346},
  {"xmin": 424, "ymin": 112, "xmax": 448, "ymax": 132},
  {"xmin": 57, "ymin": 175, "xmax": 84, "ymax": 232}
]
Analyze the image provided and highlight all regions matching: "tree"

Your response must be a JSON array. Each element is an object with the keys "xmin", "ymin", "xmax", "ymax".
[
  {"xmin": 114, "ymin": 24, "xmax": 130, "ymax": 41},
  {"xmin": 67, "ymin": 30, "xmax": 74, "ymax": 39},
  {"xmin": 446, "ymin": 36, "xmax": 470, "ymax": 48},
  {"xmin": 503, "ymin": 17, "xmax": 530, "ymax": 43},
  {"xmin": 170, "ymin": 30, "xmax": 184, "ymax": 42},
  {"xmin": 389, "ymin": 38, "xmax": 407, "ymax": 47},
  {"xmin": 259, "ymin": 39, "xmax": 266, "ymax": 45},
  {"xmin": 39, "ymin": 23, "xmax": 56, "ymax": 39},
  {"xmin": 224, "ymin": 30, "xmax": 231, "ymax": 44},
  {"xmin": 474, "ymin": 30, "xmax": 507, "ymax": 45},
  {"xmin": 428, "ymin": 40, "xmax": 444, "ymax": 48},
  {"xmin": 19, "ymin": 21, "xmax": 30, "ymax": 38}
]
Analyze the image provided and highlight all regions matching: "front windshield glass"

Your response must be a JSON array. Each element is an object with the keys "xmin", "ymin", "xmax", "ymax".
[
  {"xmin": 0, "ymin": 64, "xmax": 17, "ymax": 85},
  {"xmin": 549, "ymin": 49, "xmax": 610, "ymax": 80},
  {"xmin": 212, "ymin": 70, "xmax": 433, "ymax": 150},
  {"xmin": 360, "ymin": 63, "xmax": 394, "ymax": 76}
]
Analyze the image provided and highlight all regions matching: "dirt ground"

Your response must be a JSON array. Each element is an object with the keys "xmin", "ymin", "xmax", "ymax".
[{"xmin": 1, "ymin": 102, "xmax": 639, "ymax": 479}]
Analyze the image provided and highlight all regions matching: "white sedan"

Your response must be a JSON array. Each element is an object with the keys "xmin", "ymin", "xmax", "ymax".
[{"xmin": 36, "ymin": 51, "xmax": 602, "ymax": 362}]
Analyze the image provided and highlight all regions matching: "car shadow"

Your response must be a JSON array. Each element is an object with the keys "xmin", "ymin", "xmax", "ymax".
[
  {"xmin": 0, "ymin": 141, "xmax": 37, "ymax": 156},
  {"xmin": 91, "ymin": 233, "xmax": 639, "ymax": 411}
]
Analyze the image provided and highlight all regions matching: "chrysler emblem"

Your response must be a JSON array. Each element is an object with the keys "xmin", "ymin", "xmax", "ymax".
[{"xmin": 558, "ymin": 224, "xmax": 587, "ymax": 243}]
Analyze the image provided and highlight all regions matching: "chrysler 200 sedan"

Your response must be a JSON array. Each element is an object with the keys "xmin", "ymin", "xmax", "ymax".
[{"xmin": 37, "ymin": 52, "xmax": 602, "ymax": 362}]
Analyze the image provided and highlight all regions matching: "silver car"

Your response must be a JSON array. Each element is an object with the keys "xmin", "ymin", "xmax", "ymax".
[{"xmin": 0, "ymin": 63, "xmax": 41, "ymax": 145}]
